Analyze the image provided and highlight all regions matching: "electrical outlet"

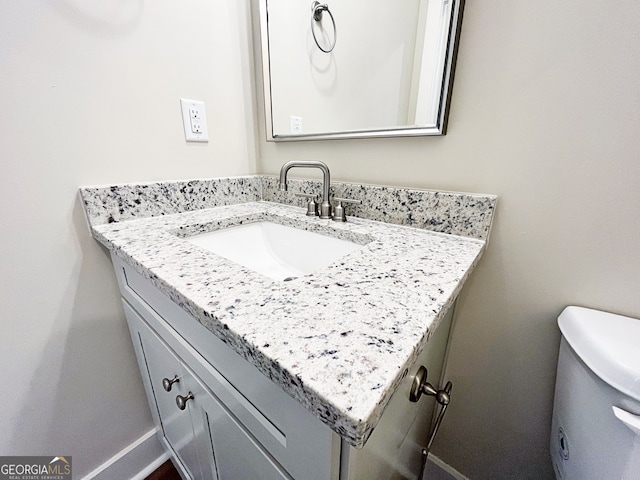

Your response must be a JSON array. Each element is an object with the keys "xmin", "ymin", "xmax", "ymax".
[
  {"xmin": 180, "ymin": 99, "xmax": 209, "ymax": 142},
  {"xmin": 290, "ymin": 115, "xmax": 303, "ymax": 134}
]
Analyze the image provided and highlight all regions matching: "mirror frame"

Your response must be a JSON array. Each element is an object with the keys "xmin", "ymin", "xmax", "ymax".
[{"xmin": 258, "ymin": 0, "xmax": 465, "ymax": 141}]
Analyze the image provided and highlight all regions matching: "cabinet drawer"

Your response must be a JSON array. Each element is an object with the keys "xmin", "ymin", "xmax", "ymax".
[{"xmin": 113, "ymin": 254, "xmax": 338, "ymax": 480}]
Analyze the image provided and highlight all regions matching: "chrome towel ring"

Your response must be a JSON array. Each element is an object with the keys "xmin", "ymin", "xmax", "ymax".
[{"xmin": 311, "ymin": 1, "xmax": 336, "ymax": 53}]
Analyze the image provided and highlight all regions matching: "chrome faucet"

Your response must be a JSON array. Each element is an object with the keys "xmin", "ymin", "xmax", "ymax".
[{"xmin": 279, "ymin": 161, "xmax": 332, "ymax": 219}]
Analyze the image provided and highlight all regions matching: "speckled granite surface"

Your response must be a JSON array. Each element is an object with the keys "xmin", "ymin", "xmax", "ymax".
[
  {"xmin": 79, "ymin": 177, "xmax": 495, "ymax": 448},
  {"xmin": 80, "ymin": 175, "xmax": 496, "ymax": 240},
  {"xmin": 80, "ymin": 176, "xmax": 262, "ymax": 226},
  {"xmin": 262, "ymin": 176, "xmax": 496, "ymax": 241}
]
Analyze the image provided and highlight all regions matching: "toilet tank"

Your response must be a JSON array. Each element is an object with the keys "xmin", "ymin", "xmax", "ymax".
[{"xmin": 550, "ymin": 306, "xmax": 640, "ymax": 480}]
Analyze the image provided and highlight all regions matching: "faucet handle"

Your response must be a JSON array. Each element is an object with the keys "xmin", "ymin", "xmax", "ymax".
[
  {"xmin": 295, "ymin": 193, "xmax": 319, "ymax": 216},
  {"xmin": 332, "ymin": 197, "xmax": 362, "ymax": 222}
]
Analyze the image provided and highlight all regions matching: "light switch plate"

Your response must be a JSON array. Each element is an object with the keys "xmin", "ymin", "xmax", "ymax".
[{"xmin": 180, "ymin": 98, "xmax": 209, "ymax": 142}]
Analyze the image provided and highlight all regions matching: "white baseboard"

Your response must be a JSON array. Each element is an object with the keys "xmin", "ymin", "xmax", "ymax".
[
  {"xmin": 82, "ymin": 429, "xmax": 463, "ymax": 480},
  {"xmin": 82, "ymin": 428, "xmax": 169, "ymax": 480},
  {"xmin": 427, "ymin": 454, "xmax": 469, "ymax": 480}
]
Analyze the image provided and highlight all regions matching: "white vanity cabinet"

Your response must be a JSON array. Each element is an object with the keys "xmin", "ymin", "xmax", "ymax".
[
  {"xmin": 114, "ymin": 254, "xmax": 338, "ymax": 480},
  {"xmin": 112, "ymin": 254, "xmax": 453, "ymax": 480}
]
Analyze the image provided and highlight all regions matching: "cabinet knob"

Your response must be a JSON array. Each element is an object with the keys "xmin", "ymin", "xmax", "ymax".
[
  {"xmin": 162, "ymin": 375, "xmax": 179, "ymax": 392},
  {"xmin": 176, "ymin": 392, "xmax": 194, "ymax": 410}
]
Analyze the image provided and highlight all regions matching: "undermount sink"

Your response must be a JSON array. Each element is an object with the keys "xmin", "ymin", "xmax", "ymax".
[{"xmin": 185, "ymin": 221, "xmax": 363, "ymax": 281}]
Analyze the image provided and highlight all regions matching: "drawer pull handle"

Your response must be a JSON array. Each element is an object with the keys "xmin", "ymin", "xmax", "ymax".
[
  {"xmin": 162, "ymin": 375, "xmax": 179, "ymax": 392},
  {"xmin": 176, "ymin": 392, "xmax": 194, "ymax": 410}
]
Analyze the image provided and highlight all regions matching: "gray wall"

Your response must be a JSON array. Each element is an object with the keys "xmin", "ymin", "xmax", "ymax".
[{"xmin": 258, "ymin": 1, "xmax": 640, "ymax": 477}]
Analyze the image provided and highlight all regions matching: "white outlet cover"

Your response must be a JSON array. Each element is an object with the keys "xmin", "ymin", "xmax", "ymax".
[
  {"xmin": 180, "ymin": 98, "xmax": 209, "ymax": 142},
  {"xmin": 290, "ymin": 115, "xmax": 302, "ymax": 134}
]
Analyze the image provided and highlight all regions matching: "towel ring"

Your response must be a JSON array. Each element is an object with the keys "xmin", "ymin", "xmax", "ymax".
[{"xmin": 311, "ymin": 1, "xmax": 336, "ymax": 53}]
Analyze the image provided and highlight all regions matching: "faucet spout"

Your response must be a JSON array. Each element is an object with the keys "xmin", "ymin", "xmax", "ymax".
[{"xmin": 279, "ymin": 161, "xmax": 332, "ymax": 219}]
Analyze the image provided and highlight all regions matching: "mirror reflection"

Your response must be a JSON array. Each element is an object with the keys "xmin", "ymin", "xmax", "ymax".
[{"xmin": 259, "ymin": 0, "xmax": 464, "ymax": 141}]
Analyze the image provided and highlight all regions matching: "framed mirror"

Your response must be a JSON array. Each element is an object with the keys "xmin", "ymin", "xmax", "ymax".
[{"xmin": 258, "ymin": 0, "xmax": 465, "ymax": 141}]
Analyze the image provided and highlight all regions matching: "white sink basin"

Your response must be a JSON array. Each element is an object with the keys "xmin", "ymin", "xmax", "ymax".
[{"xmin": 185, "ymin": 221, "xmax": 363, "ymax": 281}]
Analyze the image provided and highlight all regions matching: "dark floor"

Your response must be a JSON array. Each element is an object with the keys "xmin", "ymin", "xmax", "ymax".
[{"xmin": 145, "ymin": 460, "xmax": 181, "ymax": 480}]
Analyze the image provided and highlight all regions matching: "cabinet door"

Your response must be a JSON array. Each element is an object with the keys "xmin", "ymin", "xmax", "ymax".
[
  {"xmin": 126, "ymin": 300, "xmax": 291, "ymax": 480},
  {"xmin": 183, "ymin": 370, "xmax": 292, "ymax": 480},
  {"xmin": 124, "ymin": 301, "xmax": 203, "ymax": 479}
]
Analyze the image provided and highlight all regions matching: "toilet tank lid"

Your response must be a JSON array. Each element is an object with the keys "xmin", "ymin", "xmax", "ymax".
[{"xmin": 558, "ymin": 306, "xmax": 640, "ymax": 402}]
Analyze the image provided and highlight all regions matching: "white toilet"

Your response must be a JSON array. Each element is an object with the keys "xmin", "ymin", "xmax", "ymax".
[{"xmin": 551, "ymin": 306, "xmax": 640, "ymax": 479}]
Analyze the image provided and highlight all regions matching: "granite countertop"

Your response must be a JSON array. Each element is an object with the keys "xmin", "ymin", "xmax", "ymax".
[{"xmin": 90, "ymin": 198, "xmax": 486, "ymax": 448}]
